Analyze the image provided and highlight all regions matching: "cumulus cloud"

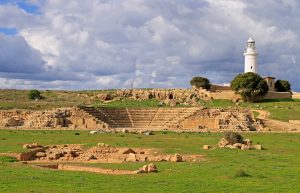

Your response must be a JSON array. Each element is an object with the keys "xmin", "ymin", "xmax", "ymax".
[
  {"xmin": 0, "ymin": 33, "xmax": 44, "ymax": 73},
  {"xmin": 0, "ymin": 0, "xmax": 299, "ymax": 90}
]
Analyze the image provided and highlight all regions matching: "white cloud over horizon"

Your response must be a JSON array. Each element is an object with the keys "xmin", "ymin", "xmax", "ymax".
[{"xmin": 0, "ymin": 0, "xmax": 299, "ymax": 90}]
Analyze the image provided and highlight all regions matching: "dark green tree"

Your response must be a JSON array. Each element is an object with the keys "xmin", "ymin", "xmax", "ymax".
[
  {"xmin": 190, "ymin": 76, "xmax": 211, "ymax": 90},
  {"xmin": 275, "ymin": 80, "xmax": 291, "ymax": 92},
  {"xmin": 231, "ymin": 72, "xmax": 269, "ymax": 102},
  {"xmin": 28, "ymin": 89, "xmax": 41, "ymax": 100}
]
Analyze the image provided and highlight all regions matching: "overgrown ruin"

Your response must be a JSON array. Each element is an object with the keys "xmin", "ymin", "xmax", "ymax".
[{"xmin": 0, "ymin": 106, "xmax": 262, "ymax": 131}]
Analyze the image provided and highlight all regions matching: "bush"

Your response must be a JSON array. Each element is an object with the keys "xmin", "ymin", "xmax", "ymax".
[
  {"xmin": 275, "ymin": 80, "xmax": 291, "ymax": 92},
  {"xmin": 231, "ymin": 72, "xmax": 269, "ymax": 102},
  {"xmin": 28, "ymin": 90, "xmax": 41, "ymax": 100},
  {"xmin": 224, "ymin": 132, "xmax": 243, "ymax": 144},
  {"xmin": 234, "ymin": 169, "xmax": 249, "ymax": 178},
  {"xmin": 190, "ymin": 76, "xmax": 211, "ymax": 90}
]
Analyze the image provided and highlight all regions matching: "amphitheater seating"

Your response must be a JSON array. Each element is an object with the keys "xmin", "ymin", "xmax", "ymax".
[{"xmin": 78, "ymin": 106, "xmax": 200, "ymax": 129}]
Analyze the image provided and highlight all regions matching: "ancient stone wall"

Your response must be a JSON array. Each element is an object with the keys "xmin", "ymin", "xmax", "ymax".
[
  {"xmin": 180, "ymin": 108, "xmax": 261, "ymax": 131},
  {"xmin": 0, "ymin": 108, "xmax": 108, "ymax": 130},
  {"xmin": 264, "ymin": 91, "xmax": 291, "ymax": 99},
  {"xmin": 210, "ymin": 91, "xmax": 241, "ymax": 101},
  {"xmin": 96, "ymin": 88, "xmax": 212, "ymax": 106}
]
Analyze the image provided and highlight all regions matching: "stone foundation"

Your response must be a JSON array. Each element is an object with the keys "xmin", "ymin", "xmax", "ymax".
[{"xmin": 0, "ymin": 107, "xmax": 108, "ymax": 130}]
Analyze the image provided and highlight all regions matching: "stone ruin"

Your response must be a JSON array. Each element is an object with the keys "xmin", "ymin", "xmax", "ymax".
[
  {"xmin": 18, "ymin": 143, "xmax": 201, "ymax": 163},
  {"xmin": 217, "ymin": 137, "xmax": 263, "ymax": 150},
  {"xmin": 85, "ymin": 88, "xmax": 213, "ymax": 107},
  {"xmin": 0, "ymin": 106, "xmax": 263, "ymax": 132},
  {"xmin": 0, "ymin": 108, "xmax": 108, "ymax": 130},
  {"xmin": 180, "ymin": 108, "xmax": 262, "ymax": 131}
]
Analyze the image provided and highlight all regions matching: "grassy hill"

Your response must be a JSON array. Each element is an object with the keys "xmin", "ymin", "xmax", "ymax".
[
  {"xmin": 1, "ymin": 89, "xmax": 300, "ymax": 122},
  {"xmin": 0, "ymin": 89, "xmax": 107, "ymax": 110}
]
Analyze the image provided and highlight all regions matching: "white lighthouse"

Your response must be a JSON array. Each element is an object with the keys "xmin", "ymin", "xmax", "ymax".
[{"xmin": 244, "ymin": 37, "xmax": 258, "ymax": 73}]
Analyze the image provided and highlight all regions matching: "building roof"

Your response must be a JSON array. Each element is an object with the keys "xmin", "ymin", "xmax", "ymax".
[{"xmin": 264, "ymin": 76, "xmax": 276, "ymax": 79}]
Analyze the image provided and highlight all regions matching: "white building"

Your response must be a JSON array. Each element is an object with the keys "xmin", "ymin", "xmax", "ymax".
[{"xmin": 244, "ymin": 37, "xmax": 258, "ymax": 73}]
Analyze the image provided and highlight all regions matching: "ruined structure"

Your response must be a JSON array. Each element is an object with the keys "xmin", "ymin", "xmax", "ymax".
[{"xmin": 0, "ymin": 107, "xmax": 261, "ymax": 132}]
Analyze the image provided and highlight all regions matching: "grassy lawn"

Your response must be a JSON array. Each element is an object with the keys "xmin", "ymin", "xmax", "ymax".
[{"xmin": 0, "ymin": 130, "xmax": 300, "ymax": 193}]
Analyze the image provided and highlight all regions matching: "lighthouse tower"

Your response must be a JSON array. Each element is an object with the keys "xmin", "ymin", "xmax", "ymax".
[{"xmin": 244, "ymin": 37, "xmax": 258, "ymax": 73}]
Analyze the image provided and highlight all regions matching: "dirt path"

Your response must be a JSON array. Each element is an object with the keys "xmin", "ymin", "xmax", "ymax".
[{"xmin": 253, "ymin": 110, "xmax": 300, "ymax": 132}]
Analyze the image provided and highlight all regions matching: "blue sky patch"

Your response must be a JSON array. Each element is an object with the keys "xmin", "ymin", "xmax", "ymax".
[
  {"xmin": 17, "ymin": 1, "xmax": 39, "ymax": 14},
  {"xmin": 0, "ymin": 27, "xmax": 17, "ymax": 35},
  {"xmin": 0, "ymin": 0, "xmax": 40, "ymax": 14}
]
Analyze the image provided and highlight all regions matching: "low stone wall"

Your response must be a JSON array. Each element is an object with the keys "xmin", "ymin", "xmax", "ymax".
[
  {"xmin": 210, "ymin": 91, "xmax": 240, "ymax": 101},
  {"xmin": 18, "ymin": 148, "xmax": 45, "ymax": 161},
  {"xmin": 181, "ymin": 117, "xmax": 219, "ymax": 130},
  {"xmin": 263, "ymin": 91, "xmax": 291, "ymax": 99}
]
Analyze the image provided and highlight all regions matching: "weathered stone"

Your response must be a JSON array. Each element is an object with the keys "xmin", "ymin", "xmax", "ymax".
[
  {"xmin": 253, "ymin": 144, "xmax": 263, "ymax": 150},
  {"xmin": 202, "ymin": 145, "xmax": 211, "ymax": 150},
  {"xmin": 48, "ymin": 152, "xmax": 62, "ymax": 160},
  {"xmin": 243, "ymin": 139, "xmax": 252, "ymax": 146},
  {"xmin": 35, "ymin": 152, "xmax": 46, "ymax": 157},
  {"xmin": 23, "ymin": 143, "xmax": 43, "ymax": 149},
  {"xmin": 169, "ymin": 99, "xmax": 177, "ymax": 107},
  {"xmin": 218, "ymin": 138, "xmax": 229, "ymax": 148},
  {"xmin": 233, "ymin": 143, "xmax": 243, "ymax": 149},
  {"xmin": 126, "ymin": 153, "xmax": 137, "ymax": 162},
  {"xmin": 241, "ymin": 144, "xmax": 251, "ymax": 150},
  {"xmin": 142, "ymin": 165, "xmax": 148, "ymax": 173},
  {"xmin": 226, "ymin": 145, "xmax": 238, "ymax": 149},
  {"xmin": 147, "ymin": 163, "xmax": 158, "ymax": 172},
  {"xmin": 170, "ymin": 153, "xmax": 183, "ymax": 162}
]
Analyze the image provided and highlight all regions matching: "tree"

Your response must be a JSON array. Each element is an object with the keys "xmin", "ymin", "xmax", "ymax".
[
  {"xmin": 190, "ymin": 76, "xmax": 211, "ymax": 90},
  {"xmin": 28, "ymin": 89, "xmax": 41, "ymax": 100},
  {"xmin": 231, "ymin": 72, "xmax": 269, "ymax": 102},
  {"xmin": 275, "ymin": 80, "xmax": 291, "ymax": 92}
]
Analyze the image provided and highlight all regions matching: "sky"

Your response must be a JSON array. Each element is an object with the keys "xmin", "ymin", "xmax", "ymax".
[{"xmin": 0, "ymin": 0, "xmax": 299, "ymax": 91}]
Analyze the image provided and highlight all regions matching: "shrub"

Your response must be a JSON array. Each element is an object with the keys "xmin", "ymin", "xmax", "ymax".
[
  {"xmin": 234, "ymin": 169, "xmax": 249, "ymax": 178},
  {"xmin": 275, "ymin": 80, "xmax": 291, "ymax": 92},
  {"xmin": 190, "ymin": 76, "xmax": 211, "ymax": 90},
  {"xmin": 231, "ymin": 72, "xmax": 269, "ymax": 102},
  {"xmin": 224, "ymin": 132, "xmax": 243, "ymax": 144},
  {"xmin": 28, "ymin": 89, "xmax": 41, "ymax": 100}
]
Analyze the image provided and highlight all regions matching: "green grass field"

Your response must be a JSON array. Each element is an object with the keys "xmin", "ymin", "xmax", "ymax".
[
  {"xmin": 1, "ymin": 89, "xmax": 300, "ymax": 121},
  {"xmin": 0, "ymin": 130, "xmax": 300, "ymax": 193}
]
